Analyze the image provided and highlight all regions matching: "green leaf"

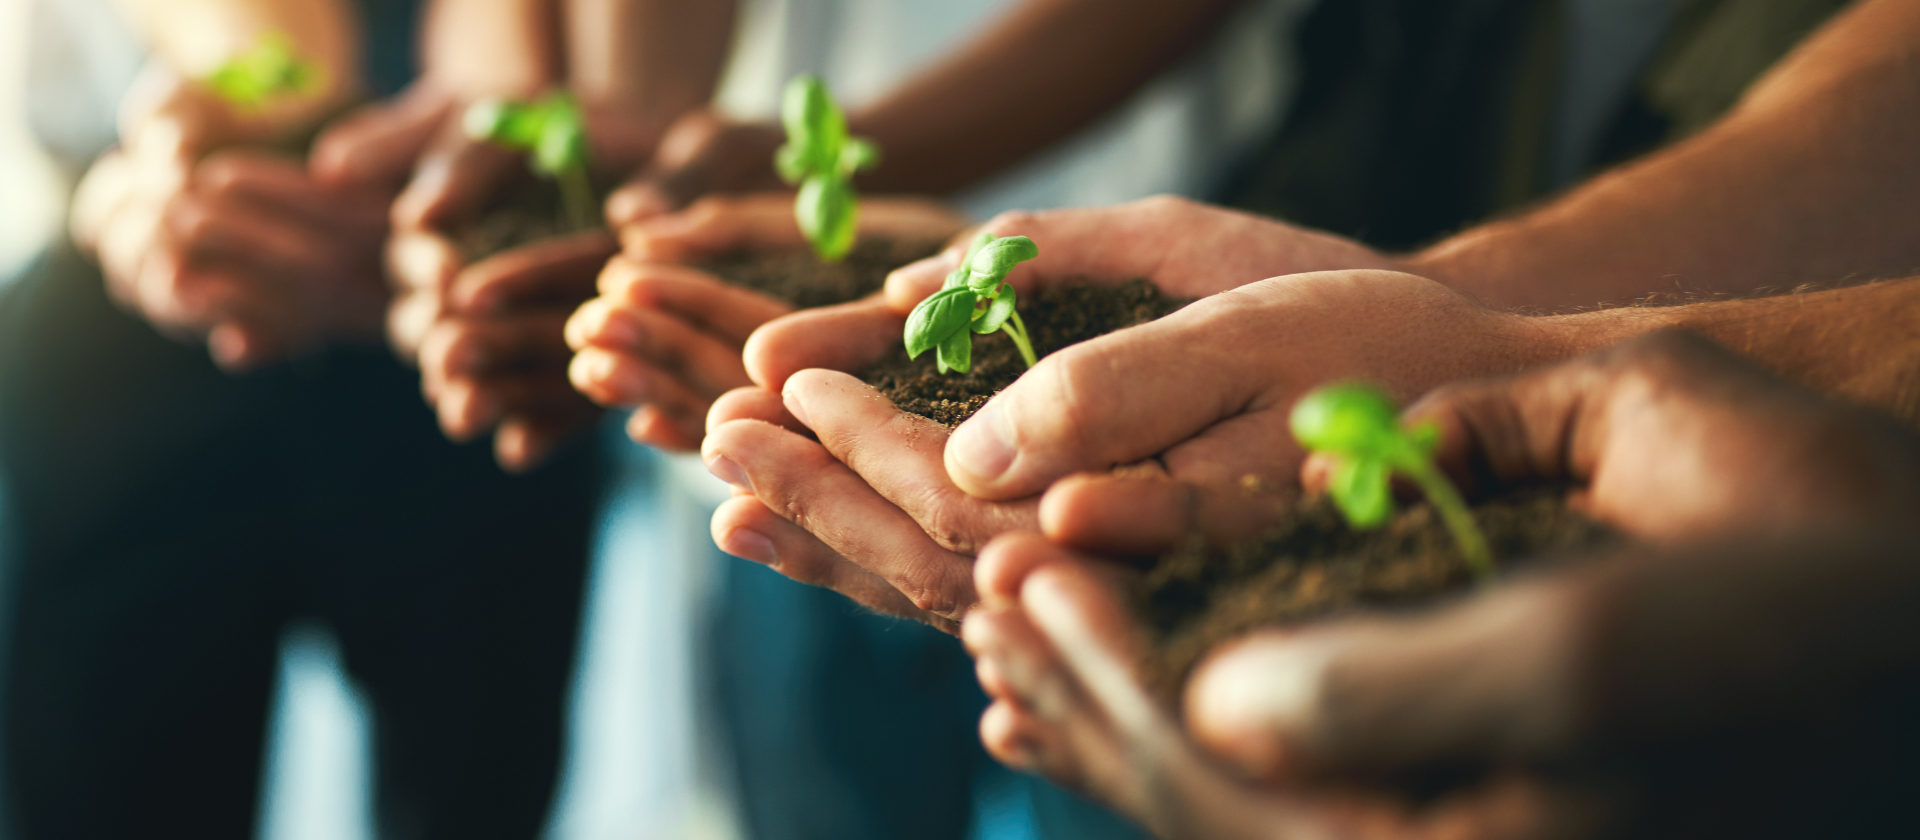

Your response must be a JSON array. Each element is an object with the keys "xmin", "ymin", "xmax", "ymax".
[
  {"xmin": 206, "ymin": 32, "xmax": 320, "ymax": 107},
  {"xmin": 936, "ymin": 326, "xmax": 973, "ymax": 374},
  {"xmin": 964, "ymin": 235, "xmax": 1039, "ymax": 295},
  {"xmin": 796, "ymin": 175, "xmax": 857, "ymax": 262},
  {"xmin": 779, "ymin": 75, "xmax": 845, "ymax": 178},
  {"xmin": 775, "ymin": 143, "xmax": 810, "ymax": 185},
  {"xmin": 1289, "ymin": 382, "xmax": 1402, "ymax": 458},
  {"xmin": 905, "ymin": 286, "xmax": 977, "ymax": 358},
  {"xmin": 1408, "ymin": 420, "xmax": 1442, "ymax": 456},
  {"xmin": 972, "ymin": 287, "xmax": 1015, "ymax": 334},
  {"xmin": 532, "ymin": 96, "xmax": 588, "ymax": 176},
  {"xmin": 838, "ymin": 137, "xmax": 881, "ymax": 176},
  {"xmin": 1329, "ymin": 456, "xmax": 1392, "ymax": 528}
]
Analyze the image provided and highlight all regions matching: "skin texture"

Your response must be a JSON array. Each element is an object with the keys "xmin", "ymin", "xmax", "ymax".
[
  {"xmin": 566, "ymin": 192, "xmax": 970, "ymax": 452},
  {"xmin": 964, "ymin": 333, "xmax": 1920, "ymax": 839},
  {"xmin": 71, "ymin": 0, "xmax": 397, "ymax": 372}
]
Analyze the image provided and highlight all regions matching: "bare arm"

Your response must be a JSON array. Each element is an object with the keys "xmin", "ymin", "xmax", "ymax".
[
  {"xmin": 847, "ymin": 0, "xmax": 1244, "ymax": 194},
  {"xmin": 1548, "ymin": 276, "xmax": 1920, "ymax": 427},
  {"xmin": 564, "ymin": 0, "xmax": 735, "ymax": 138},
  {"xmin": 114, "ymin": 0, "xmax": 363, "ymax": 128},
  {"xmin": 421, "ymin": 0, "xmax": 562, "ymax": 98},
  {"xmin": 1409, "ymin": 0, "xmax": 1920, "ymax": 310}
]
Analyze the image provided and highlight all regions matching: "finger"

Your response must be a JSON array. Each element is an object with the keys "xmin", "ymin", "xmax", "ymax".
[
  {"xmin": 707, "ymin": 386, "xmax": 806, "ymax": 436},
  {"xmin": 605, "ymin": 112, "xmax": 783, "ymax": 228},
  {"xmin": 711, "ymin": 494, "xmax": 953, "ymax": 631},
  {"xmin": 433, "ymin": 372, "xmax": 580, "ymax": 442},
  {"xmin": 703, "ymin": 418, "xmax": 978, "ymax": 620},
  {"xmin": 741, "ymin": 300, "xmax": 905, "ymax": 391},
  {"xmin": 420, "ymin": 314, "xmax": 574, "ymax": 390},
  {"xmin": 963, "ymin": 602, "xmax": 1070, "ymax": 715},
  {"xmin": 1184, "ymin": 580, "xmax": 1580, "ymax": 783},
  {"xmin": 594, "ymin": 257, "xmax": 792, "ymax": 343},
  {"xmin": 616, "ymin": 193, "xmax": 796, "ymax": 262},
  {"xmin": 388, "ymin": 229, "xmax": 463, "ymax": 297},
  {"xmin": 1038, "ymin": 472, "xmax": 1295, "ymax": 557},
  {"xmin": 311, "ymin": 84, "xmax": 454, "ymax": 190},
  {"xmin": 945, "ymin": 291, "xmax": 1271, "ymax": 501},
  {"xmin": 566, "ymin": 301, "xmax": 755, "ymax": 398},
  {"xmin": 496, "ymin": 407, "xmax": 598, "ymax": 473},
  {"xmin": 568, "ymin": 347, "xmax": 716, "ymax": 422},
  {"xmin": 392, "ymin": 122, "xmax": 523, "ymax": 233},
  {"xmin": 784, "ymin": 369, "xmax": 1039, "ymax": 555},
  {"xmin": 626, "ymin": 404, "xmax": 705, "ymax": 453},
  {"xmin": 451, "ymin": 229, "xmax": 618, "ymax": 314},
  {"xmin": 167, "ymin": 192, "xmax": 335, "ymax": 273}
]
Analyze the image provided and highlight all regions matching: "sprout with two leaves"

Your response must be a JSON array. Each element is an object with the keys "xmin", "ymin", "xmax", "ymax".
[
  {"xmin": 463, "ymin": 93, "xmax": 597, "ymax": 232},
  {"xmin": 1289, "ymin": 382, "xmax": 1495, "ymax": 580},
  {"xmin": 775, "ymin": 75, "xmax": 880, "ymax": 262},
  {"xmin": 205, "ymin": 32, "xmax": 323, "ymax": 109},
  {"xmin": 903, "ymin": 232, "xmax": 1040, "ymax": 374}
]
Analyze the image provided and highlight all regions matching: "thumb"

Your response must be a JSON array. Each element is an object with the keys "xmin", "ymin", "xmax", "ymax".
[
  {"xmin": 944, "ymin": 293, "xmax": 1261, "ymax": 500},
  {"xmin": 1184, "ymin": 579, "xmax": 1583, "ymax": 782}
]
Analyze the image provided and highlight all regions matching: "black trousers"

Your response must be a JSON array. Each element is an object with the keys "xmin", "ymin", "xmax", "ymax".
[{"xmin": 0, "ymin": 245, "xmax": 601, "ymax": 840}]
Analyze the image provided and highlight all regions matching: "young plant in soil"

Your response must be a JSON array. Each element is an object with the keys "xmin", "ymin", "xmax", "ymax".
[
  {"xmin": 463, "ymin": 93, "xmax": 598, "ymax": 232},
  {"xmin": 205, "ymin": 32, "xmax": 323, "ymax": 108},
  {"xmin": 775, "ymin": 75, "xmax": 880, "ymax": 262},
  {"xmin": 904, "ymin": 232, "xmax": 1040, "ymax": 374},
  {"xmin": 1289, "ymin": 382, "xmax": 1494, "ymax": 580}
]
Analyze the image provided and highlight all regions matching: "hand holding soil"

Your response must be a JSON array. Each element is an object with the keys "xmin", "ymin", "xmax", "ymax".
[
  {"xmin": 72, "ymin": 70, "xmax": 395, "ymax": 372},
  {"xmin": 568, "ymin": 192, "xmax": 967, "ymax": 451},
  {"xmin": 964, "ymin": 333, "xmax": 1920, "ymax": 840}
]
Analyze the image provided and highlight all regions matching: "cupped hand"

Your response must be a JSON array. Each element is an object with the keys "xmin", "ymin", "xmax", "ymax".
[
  {"xmin": 72, "ymin": 68, "xmax": 409, "ymax": 371},
  {"xmin": 569, "ymin": 192, "xmax": 969, "ymax": 451},
  {"xmin": 602, "ymin": 108, "xmax": 786, "ymax": 227},
  {"xmin": 701, "ymin": 198, "xmax": 1457, "ymax": 630}
]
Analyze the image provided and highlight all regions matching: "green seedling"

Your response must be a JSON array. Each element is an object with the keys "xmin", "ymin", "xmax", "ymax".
[
  {"xmin": 903, "ymin": 231, "xmax": 1039, "ymax": 374},
  {"xmin": 463, "ymin": 93, "xmax": 597, "ymax": 232},
  {"xmin": 1289, "ymin": 382, "xmax": 1495, "ymax": 580},
  {"xmin": 206, "ymin": 32, "xmax": 322, "ymax": 108},
  {"xmin": 775, "ymin": 75, "xmax": 880, "ymax": 262}
]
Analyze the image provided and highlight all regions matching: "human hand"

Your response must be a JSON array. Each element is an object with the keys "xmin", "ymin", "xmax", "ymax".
[
  {"xmin": 568, "ymin": 192, "xmax": 969, "ymax": 451},
  {"xmin": 71, "ymin": 68, "xmax": 404, "ymax": 370},
  {"xmin": 601, "ymin": 108, "xmax": 786, "ymax": 226},
  {"xmin": 701, "ymin": 200, "xmax": 1455, "ymax": 631}
]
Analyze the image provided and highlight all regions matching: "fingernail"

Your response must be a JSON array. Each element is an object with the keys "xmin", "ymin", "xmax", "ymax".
[
  {"xmin": 606, "ymin": 187, "xmax": 669, "ymax": 227},
  {"xmin": 720, "ymin": 527, "xmax": 776, "ymax": 565},
  {"xmin": 782, "ymin": 387, "xmax": 811, "ymax": 428},
  {"xmin": 949, "ymin": 401, "xmax": 1015, "ymax": 486},
  {"xmin": 705, "ymin": 454, "xmax": 753, "ymax": 493},
  {"xmin": 595, "ymin": 311, "xmax": 642, "ymax": 348}
]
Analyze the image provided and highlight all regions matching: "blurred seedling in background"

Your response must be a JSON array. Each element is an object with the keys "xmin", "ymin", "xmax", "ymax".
[
  {"xmin": 1290, "ymin": 382, "xmax": 1495, "ymax": 579},
  {"xmin": 205, "ymin": 32, "xmax": 323, "ymax": 109},
  {"xmin": 904, "ymin": 232, "xmax": 1039, "ymax": 374},
  {"xmin": 464, "ymin": 93, "xmax": 598, "ymax": 231},
  {"xmin": 775, "ymin": 75, "xmax": 880, "ymax": 262}
]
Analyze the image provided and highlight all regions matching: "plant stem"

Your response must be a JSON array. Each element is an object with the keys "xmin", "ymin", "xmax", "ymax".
[
  {"xmin": 1002, "ymin": 311, "xmax": 1038, "ymax": 369},
  {"xmin": 558, "ymin": 166, "xmax": 598, "ymax": 232},
  {"xmin": 1403, "ymin": 461, "xmax": 1495, "ymax": 581}
]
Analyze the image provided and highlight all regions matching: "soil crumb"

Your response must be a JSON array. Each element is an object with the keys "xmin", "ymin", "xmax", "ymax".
[
  {"xmin": 862, "ymin": 279, "xmax": 1189, "ymax": 426},
  {"xmin": 699, "ymin": 238, "xmax": 945, "ymax": 309},
  {"xmin": 1135, "ymin": 490, "xmax": 1619, "ymax": 703}
]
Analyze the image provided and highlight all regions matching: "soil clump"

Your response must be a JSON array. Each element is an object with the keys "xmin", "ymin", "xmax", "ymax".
[
  {"xmin": 862, "ymin": 279, "xmax": 1189, "ymax": 426},
  {"xmin": 1135, "ymin": 489, "xmax": 1619, "ymax": 704},
  {"xmin": 699, "ymin": 238, "xmax": 944, "ymax": 309}
]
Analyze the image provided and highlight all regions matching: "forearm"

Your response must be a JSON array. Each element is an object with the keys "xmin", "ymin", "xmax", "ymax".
[
  {"xmin": 421, "ymin": 0, "xmax": 562, "ymax": 98},
  {"xmin": 1409, "ymin": 0, "xmax": 1920, "ymax": 311},
  {"xmin": 846, "ymin": 0, "xmax": 1243, "ymax": 194},
  {"xmin": 116, "ymin": 0, "xmax": 362, "ymax": 114},
  {"xmin": 1549, "ymin": 277, "xmax": 1920, "ymax": 426},
  {"xmin": 564, "ymin": 0, "xmax": 735, "ymax": 131}
]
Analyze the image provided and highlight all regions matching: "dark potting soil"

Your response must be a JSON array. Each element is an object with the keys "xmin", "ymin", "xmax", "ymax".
[
  {"xmin": 861, "ymin": 279, "xmax": 1190, "ymax": 427},
  {"xmin": 457, "ymin": 178, "xmax": 606, "ymax": 262},
  {"xmin": 1134, "ymin": 489, "xmax": 1619, "ymax": 703},
  {"xmin": 698, "ymin": 238, "xmax": 946, "ymax": 310}
]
